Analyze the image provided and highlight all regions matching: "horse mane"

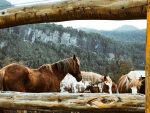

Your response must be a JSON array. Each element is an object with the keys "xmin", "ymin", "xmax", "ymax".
[
  {"xmin": 38, "ymin": 56, "xmax": 78, "ymax": 74},
  {"xmin": 52, "ymin": 57, "xmax": 76, "ymax": 74},
  {"xmin": 38, "ymin": 64, "xmax": 53, "ymax": 73},
  {"xmin": 128, "ymin": 78, "xmax": 142, "ymax": 89},
  {"xmin": 118, "ymin": 74, "xmax": 129, "ymax": 92},
  {"xmin": 2, "ymin": 63, "xmax": 21, "ymax": 69}
]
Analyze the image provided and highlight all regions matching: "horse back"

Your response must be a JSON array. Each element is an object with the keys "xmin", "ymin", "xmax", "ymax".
[{"xmin": 81, "ymin": 71, "xmax": 103, "ymax": 84}]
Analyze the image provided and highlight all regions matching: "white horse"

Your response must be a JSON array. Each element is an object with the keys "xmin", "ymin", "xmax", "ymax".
[
  {"xmin": 60, "ymin": 73, "xmax": 91, "ymax": 93},
  {"xmin": 127, "ymin": 70, "xmax": 145, "ymax": 79},
  {"xmin": 125, "ymin": 70, "xmax": 145, "ymax": 94},
  {"xmin": 81, "ymin": 71, "xmax": 104, "ymax": 84}
]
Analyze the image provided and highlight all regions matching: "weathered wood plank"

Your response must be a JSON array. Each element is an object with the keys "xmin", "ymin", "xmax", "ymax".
[
  {"xmin": 0, "ymin": 0, "xmax": 148, "ymax": 28},
  {"xmin": 146, "ymin": 7, "xmax": 150, "ymax": 113},
  {"xmin": 0, "ymin": 91, "xmax": 145, "ymax": 113}
]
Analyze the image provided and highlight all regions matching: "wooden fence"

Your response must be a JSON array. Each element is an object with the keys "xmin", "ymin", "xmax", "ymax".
[
  {"xmin": 0, "ymin": 91, "xmax": 145, "ymax": 113},
  {"xmin": 0, "ymin": 0, "xmax": 148, "ymax": 112}
]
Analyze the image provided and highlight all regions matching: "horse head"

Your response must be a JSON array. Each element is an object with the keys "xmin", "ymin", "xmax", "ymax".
[
  {"xmin": 127, "ymin": 76, "xmax": 143, "ymax": 94},
  {"xmin": 104, "ymin": 76, "xmax": 113, "ymax": 86},
  {"xmin": 103, "ymin": 75, "xmax": 113, "ymax": 94},
  {"xmin": 69, "ymin": 55, "xmax": 82, "ymax": 82}
]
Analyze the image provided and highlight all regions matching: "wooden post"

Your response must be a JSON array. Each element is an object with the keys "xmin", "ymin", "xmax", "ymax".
[
  {"xmin": 0, "ymin": 0, "xmax": 147, "ymax": 28},
  {"xmin": 0, "ymin": 92, "xmax": 145, "ymax": 112},
  {"xmin": 146, "ymin": 6, "xmax": 150, "ymax": 113}
]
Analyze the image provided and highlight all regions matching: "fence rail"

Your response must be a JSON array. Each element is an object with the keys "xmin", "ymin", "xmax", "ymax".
[
  {"xmin": 0, "ymin": 0, "xmax": 147, "ymax": 28},
  {"xmin": 0, "ymin": 91, "xmax": 145, "ymax": 113}
]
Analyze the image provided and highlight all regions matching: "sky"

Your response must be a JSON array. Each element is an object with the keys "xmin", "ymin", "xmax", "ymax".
[
  {"xmin": 55, "ymin": 20, "xmax": 146, "ymax": 30},
  {"xmin": 6, "ymin": 0, "xmax": 62, "ymax": 5},
  {"xmin": 6, "ymin": 0, "xmax": 147, "ymax": 30}
]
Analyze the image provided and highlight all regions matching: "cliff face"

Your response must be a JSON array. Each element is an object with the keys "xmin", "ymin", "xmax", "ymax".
[{"xmin": 4, "ymin": 24, "xmax": 112, "ymax": 54}]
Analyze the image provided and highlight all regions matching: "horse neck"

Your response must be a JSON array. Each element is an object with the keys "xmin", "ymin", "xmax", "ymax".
[{"xmin": 51, "ymin": 63, "xmax": 70, "ymax": 81}]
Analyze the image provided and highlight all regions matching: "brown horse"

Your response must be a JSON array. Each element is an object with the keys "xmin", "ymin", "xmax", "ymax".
[
  {"xmin": 118, "ymin": 74, "xmax": 143, "ymax": 94},
  {"xmin": 0, "ymin": 55, "xmax": 82, "ymax": 92}
]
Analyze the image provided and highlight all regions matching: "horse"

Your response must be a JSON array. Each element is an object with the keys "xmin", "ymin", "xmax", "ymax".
[
  {"xmin": 118, "ymin": 74, "xmax": 143, "ymax": 94},
  {"xmin": 86, "ymin": 76, "xmax": 118, "ymax": 94},
  {"xmin": 60, "ymin": 73, "xmax": 77, "ymax": 93},
  {"xmin": 0, "ymin": 55, "xmax": 82, "ymax": 92},
  {"xmin": 127, "ymin": 70, "xmax": 145, "ymax": 80},
  {"xmin": 60, "ymin": 73, "xmax": 91, "ymax": 93},
  {"xmin": 101, "ymin": 76, "xmax": 118, "ymax": 94},
  {"xmin": 81, "ymin": 71, "xmax": 104, "ymax": 85}
]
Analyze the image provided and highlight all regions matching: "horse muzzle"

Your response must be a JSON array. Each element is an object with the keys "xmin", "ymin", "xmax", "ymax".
[{"xmin": 76, "ymin": 74, "xmax": 82, "ymax": 82}]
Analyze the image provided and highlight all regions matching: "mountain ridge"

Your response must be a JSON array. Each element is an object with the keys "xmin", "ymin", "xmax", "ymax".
[{"xmin": 78, "ymin": 25, "xmax": 145, "ymax": 43}]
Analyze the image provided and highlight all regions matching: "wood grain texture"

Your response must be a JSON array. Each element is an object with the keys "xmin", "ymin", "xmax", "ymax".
[
  {"xmin": 0, "ymin": 92, "xmax": 145, "ymax": 113},
  {"xmin": 146, "ymin": 8, "xmax": 150, "ymax": 113},
  {"xmin": 0, "ymin": 0, "xmax": 147, "ymax": 28}
]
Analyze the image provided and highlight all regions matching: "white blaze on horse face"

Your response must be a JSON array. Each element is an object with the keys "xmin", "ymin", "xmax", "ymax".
[{"xmin": 131, "ymin": 87, "xmax": 137, "ymax": 94}]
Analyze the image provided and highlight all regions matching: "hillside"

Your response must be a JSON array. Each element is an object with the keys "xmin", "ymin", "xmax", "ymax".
[
  {"xmin": 0, "ymin": 23, "xmax": 145, "ymax": 82},
  {"xmin": 79, "ymin": 25, "xmax": 146, "ymax": 43}
]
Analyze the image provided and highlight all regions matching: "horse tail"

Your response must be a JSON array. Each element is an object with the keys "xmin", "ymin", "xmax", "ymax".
[{"xmin": 0, "ymin": 69, "xmax": 5, "ymax": 91}]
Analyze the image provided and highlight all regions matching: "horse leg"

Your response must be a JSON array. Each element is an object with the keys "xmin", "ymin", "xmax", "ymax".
[
  {"xmin": 108, "ymin": 85, "xmax": 112, "ymax": 94},
  {"xmin": 0, "ymin": 70, "xmax": 4, "ymax": 91}
]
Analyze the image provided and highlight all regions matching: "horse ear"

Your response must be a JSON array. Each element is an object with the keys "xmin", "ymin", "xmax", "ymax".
[
  {"xmin": 127, "ymin": 76, "xmax": 132, "ymax": 82},
  {"xmin": 104, "ymin": 76, "xmax": 107, "ymax": 81},
  {"xmin": 139, "ymin": 76, "xmax": 145, "ymax": 81},
  {"xmin": 73, "ymin": 55, "xmax": 76, "ymax": 60}
]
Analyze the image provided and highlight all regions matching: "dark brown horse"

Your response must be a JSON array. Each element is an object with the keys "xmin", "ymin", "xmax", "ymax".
[
  {"xmin": 0, "ymin": 55, "xmax": 82, "ymax": 92},
  {"xmin": 139, "ymin": 76, "xmax": 145, "ymax": 94}
]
